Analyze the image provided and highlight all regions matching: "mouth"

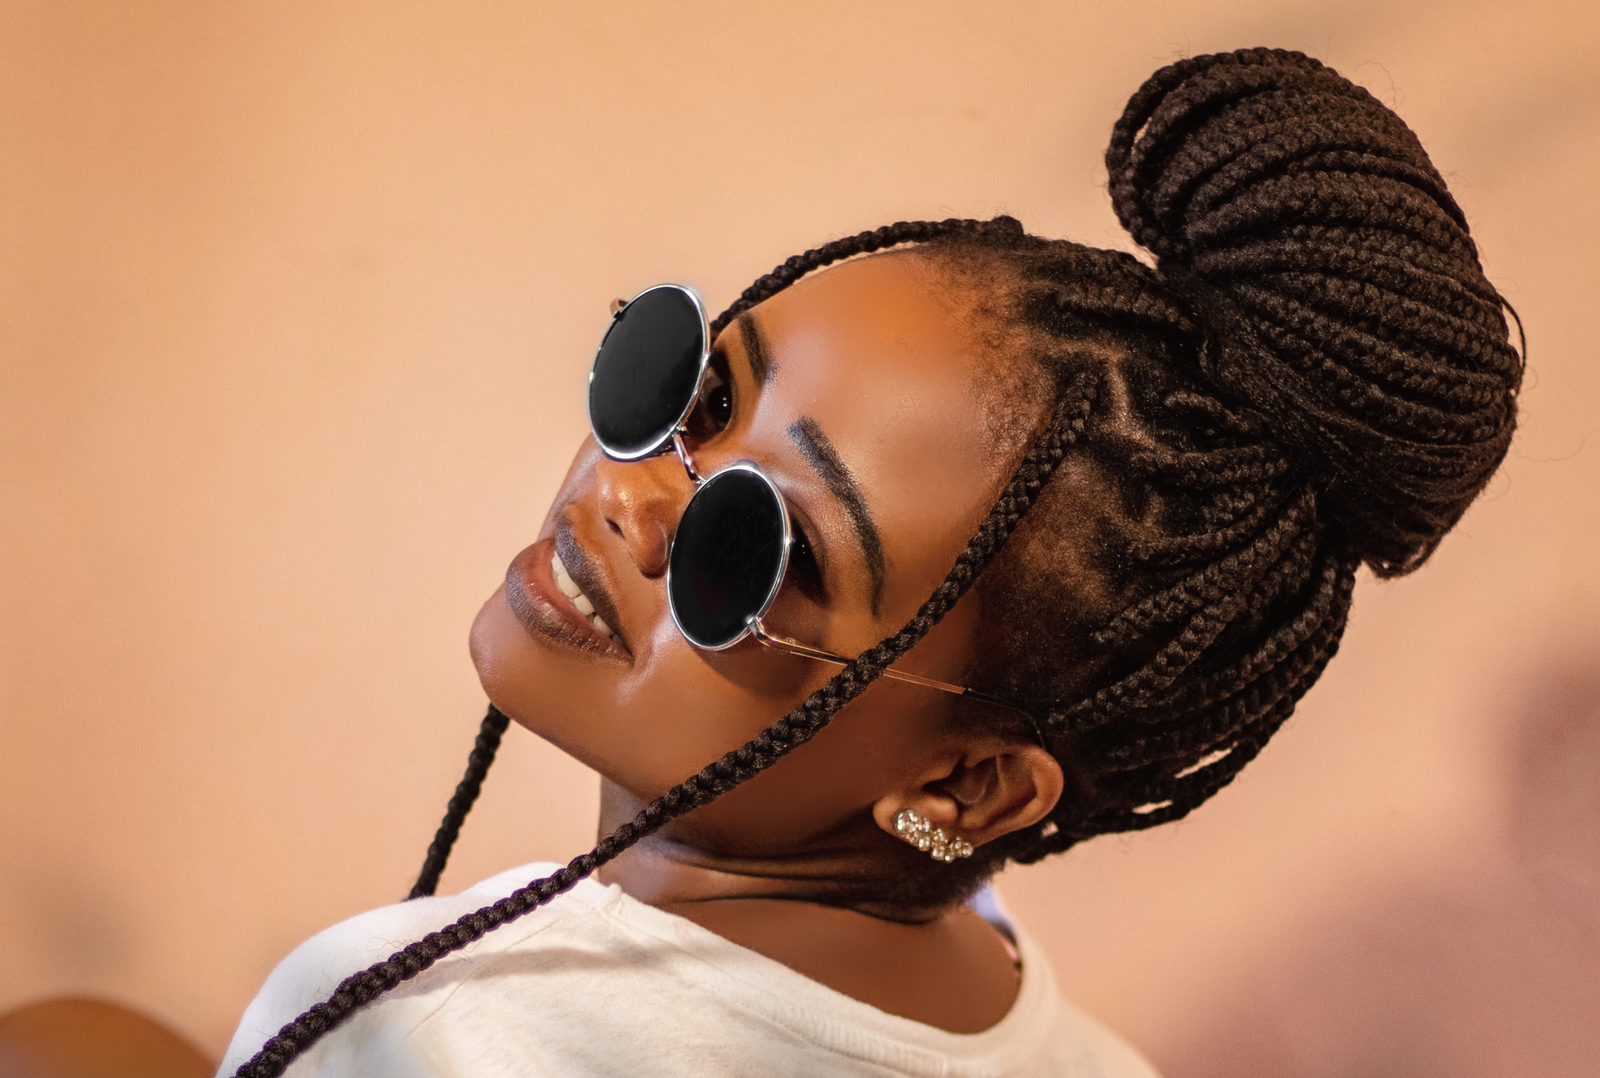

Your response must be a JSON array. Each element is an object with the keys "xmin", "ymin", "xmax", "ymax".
[
  {"xmin": 550, "ymin": 545, "xmax": 620, "ymax": 643},
  {"xmin": 504, "ymin": 529, "xmax": 630, "ymax": 661}
]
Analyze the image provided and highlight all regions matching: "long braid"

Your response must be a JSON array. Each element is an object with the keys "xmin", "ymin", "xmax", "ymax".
[
  {"xmin": 407, "ymin": 704, "xmax": 511, "ymax": 900},
  {"xmin": 234, "ymin": 225, "xmax": 1093, "ymax": 1077}
]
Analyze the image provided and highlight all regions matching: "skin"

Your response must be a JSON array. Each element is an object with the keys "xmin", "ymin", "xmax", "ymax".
[{"xmin": 470, "ymin": 252, "xmax": 1066, "ymax": 1034}]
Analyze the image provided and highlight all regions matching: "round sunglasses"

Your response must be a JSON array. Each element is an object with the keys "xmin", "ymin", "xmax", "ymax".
[{"xmin": 588, "ymin": 283, "xmax": 1026, "ymax": 714}]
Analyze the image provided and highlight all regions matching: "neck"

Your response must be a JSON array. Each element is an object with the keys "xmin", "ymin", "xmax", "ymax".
[
  {"xmin": 589, "ymin": 782, "xmax": 1023, "ymax": 1034},
  {"xmin": 592, "ymin": 781, "xmax": 946, "ymax": 923}
]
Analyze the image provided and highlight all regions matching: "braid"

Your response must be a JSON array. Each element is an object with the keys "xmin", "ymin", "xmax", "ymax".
[
  {"xmin": 924, "ymin": 49, "xmax": 1520, "ymax": 865},
  {"xmin": 708, "ymin": 215, "xmax": 1025, "ymax": 336},
  {"xmin": 406, "ymin": 704, "xmax": 511, "ymax": 900},
  {"xmin": 232, "ymin": 227, "xmax": 1093, "ymax": 1078},
  {"xmin": 1107, "ymin": 47, "xmax": 1519, "ymax": 576}
]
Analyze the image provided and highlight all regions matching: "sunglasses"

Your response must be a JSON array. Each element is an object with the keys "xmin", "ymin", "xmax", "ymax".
[{"xmin": 588, "ymin": 283, "xmax": 1025, "ymax": 714}]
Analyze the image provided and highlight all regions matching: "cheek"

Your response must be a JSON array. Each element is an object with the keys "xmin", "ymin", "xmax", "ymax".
[
  {"xmin": 470, "ymin": 580, "xmax": 832, "ymax": 802},
  {"xmin": 692, "ymin": 597, "xmax": 986, "ymax": 846},
  {"xmin": 660, "ymin": 676, "xmax": 950, "ymax": 852}
]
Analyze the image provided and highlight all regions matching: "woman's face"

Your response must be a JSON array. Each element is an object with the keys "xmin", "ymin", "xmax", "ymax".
[{"xmin": 470, "ymin": 252, "xmax": 1048, "ymax": 854}]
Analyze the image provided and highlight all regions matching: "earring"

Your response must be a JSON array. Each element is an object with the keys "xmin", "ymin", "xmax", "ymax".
[{"xmin": 893, "ymin": 808, "xmax": 974, "ymax": 863}]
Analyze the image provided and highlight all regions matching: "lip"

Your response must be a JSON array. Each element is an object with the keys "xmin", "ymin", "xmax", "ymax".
[{"xmin": 504, "ymin": 526, "xmax": 632, "ymax": 662}]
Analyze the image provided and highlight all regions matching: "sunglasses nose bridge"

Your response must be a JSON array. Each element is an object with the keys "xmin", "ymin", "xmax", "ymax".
[
  {"xmin": 670, "ymin": 431, "xmax": 703, "ymax": 486},
  {"xmin": 592, "ymin": 445, "xmax": 708, "ymax": 580}
]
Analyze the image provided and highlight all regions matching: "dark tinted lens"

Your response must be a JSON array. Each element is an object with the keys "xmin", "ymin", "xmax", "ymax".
[
  {"xmin": 669, "ymin": 469, "xmax": 788, "ymax": 649},
  {"xmin": 588, "ymin": 286, "xmax": 705, "ymax": 458}
]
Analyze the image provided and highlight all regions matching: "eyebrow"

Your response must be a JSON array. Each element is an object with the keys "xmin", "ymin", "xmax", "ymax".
[
  {"xmin": 787, "ymin": 415, "xmax": 887, "ymax": 614},
  {"xmin": 737, "ymin": 313, "xmax": 774, "ymax": 385}
]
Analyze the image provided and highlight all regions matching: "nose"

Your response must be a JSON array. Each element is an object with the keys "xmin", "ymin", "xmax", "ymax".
[{"xmin": 594, "ymin": 449, "xmax": 695, "ymax": 578}]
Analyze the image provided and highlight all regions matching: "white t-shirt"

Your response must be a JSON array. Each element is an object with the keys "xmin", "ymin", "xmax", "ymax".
[{"xmin": 219, "ymin": 863, "xmax": 1159, "ymax": 1078}]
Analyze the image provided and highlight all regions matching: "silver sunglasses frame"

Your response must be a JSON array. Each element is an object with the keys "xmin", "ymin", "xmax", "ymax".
[
  {"xmin": 588, "ymin": 283, "xmax": 712, "ymax": 474},
  {"xmin": 587, "ymin": 285, "xmax": 1035, "ymax": 720},
  {"xmin": 664, "ymin": 461, "xmax": 790, "ymax": 653},
  {"xmin": 662, "ymin": 458, "xmax": 996, "ymax": 705}
]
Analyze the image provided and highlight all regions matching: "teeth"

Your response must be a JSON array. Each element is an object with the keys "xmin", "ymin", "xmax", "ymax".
[
  {"xmin": 550, "ymin": 554, "xmax": 582, "ymax": 598},
  {"xmin": 552, "ymin": 550, "xmax": 621, "ymax": 645}
]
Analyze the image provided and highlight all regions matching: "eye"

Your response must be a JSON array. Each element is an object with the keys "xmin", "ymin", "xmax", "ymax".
[
  {"xmin": 790, "ymin": 529, "xmax": 816, "ymax": 573},
  {"xmin": 786, "ymin": 524, "xmax": 825, "ymax": 601},
  {"xmin": 696, "ymin": 363, "xmax": 734, "ymax": 428}
]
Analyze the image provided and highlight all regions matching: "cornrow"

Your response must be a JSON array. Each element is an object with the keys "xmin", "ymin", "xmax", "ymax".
[
  {"xmin": 232, "ymin": 217, "xmax": 1093, "ymax": 1077},
  {"xmin": 707, "ymin": 215, "xmax": 1026, "ymax": 337}
]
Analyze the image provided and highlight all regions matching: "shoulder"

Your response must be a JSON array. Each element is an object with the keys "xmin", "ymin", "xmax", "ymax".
[
  {"xmin": 216, "ymin": 862, "xmax": 597, "ymax": 1075},
  {"xmin": 218, "ymin": 867, "xmax": 1165, "ymax": 1078}
]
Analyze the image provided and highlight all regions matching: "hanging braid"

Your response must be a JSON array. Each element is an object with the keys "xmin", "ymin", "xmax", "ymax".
[
  {"xmin": 407, "ymin": 704, "xmax": 511, "ymax": 900},
  {"xmin": 231, "ymin": 217, "xmax": 1094, "ymax": 1077}
]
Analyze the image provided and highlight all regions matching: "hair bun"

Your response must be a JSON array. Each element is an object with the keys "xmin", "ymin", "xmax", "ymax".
[{"xmin": 1105, "ymin": 48, "xmax": 1522, "ymax": 576}]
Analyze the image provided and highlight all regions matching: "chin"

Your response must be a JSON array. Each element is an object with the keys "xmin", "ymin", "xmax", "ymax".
[
  {"xmin": 468, "ymin": 587, "xmax": 535, "ymax": 718},
  {"xmin": 466, "ymin": 583, "xmax": 614, "ymax": 772}
]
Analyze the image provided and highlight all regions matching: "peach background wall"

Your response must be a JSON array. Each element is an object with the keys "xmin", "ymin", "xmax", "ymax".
[{"xmin": 3, "ymin": 1, "xmax": 1597, "ymax": 1073}]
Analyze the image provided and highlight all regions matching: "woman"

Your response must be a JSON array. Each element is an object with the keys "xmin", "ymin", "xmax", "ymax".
[{"xmin": 218, "ymin": 48, "xmax": 1521, "ymax": 1077}]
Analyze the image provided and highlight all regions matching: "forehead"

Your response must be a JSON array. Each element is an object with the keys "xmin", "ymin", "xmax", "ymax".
[
  {"xmin": 755, "ymin": 253, "xmax": 994, "ymax": 446},
  {"xmin": 741, "ymin": 253, "xmax": 1035, "ymax": 616}
]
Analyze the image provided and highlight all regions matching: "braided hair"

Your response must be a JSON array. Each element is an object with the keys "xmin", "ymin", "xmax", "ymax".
[
  {"xmin": 971, "ymin": 47, "xmax": 1517, "ymax": 863},
  {"xmin": 233, "ymin": 48, "xmax": 1520, "ymax": 1075}
]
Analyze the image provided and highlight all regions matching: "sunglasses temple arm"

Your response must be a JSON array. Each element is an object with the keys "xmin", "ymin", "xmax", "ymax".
[
  {"xmin": 746, "ymin": 620, "xmax": 1025, "ymax": 711},
  {"xmin": 746, "ymin": 620, "xmax": 1048, "ymax": 746}
]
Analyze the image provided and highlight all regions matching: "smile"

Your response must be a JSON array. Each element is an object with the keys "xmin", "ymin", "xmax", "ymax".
[
  {"xmin": 502, "ymin": 535, "xmax": 629, "ymax": 660},
  {"xmin": 551, "ymin": 550, "xmax": 618, "ymax": 643}
]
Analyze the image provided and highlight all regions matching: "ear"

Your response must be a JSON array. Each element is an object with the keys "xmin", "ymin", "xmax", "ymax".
[{"xmin": 871, "ymin": 736, "xmax": 1064, "ymax": 852}]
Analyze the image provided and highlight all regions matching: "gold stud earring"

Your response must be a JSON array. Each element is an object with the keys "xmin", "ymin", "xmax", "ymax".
[{"xmin": 892, "ymin": 808, "xmax": 974, "ymax": 863}]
